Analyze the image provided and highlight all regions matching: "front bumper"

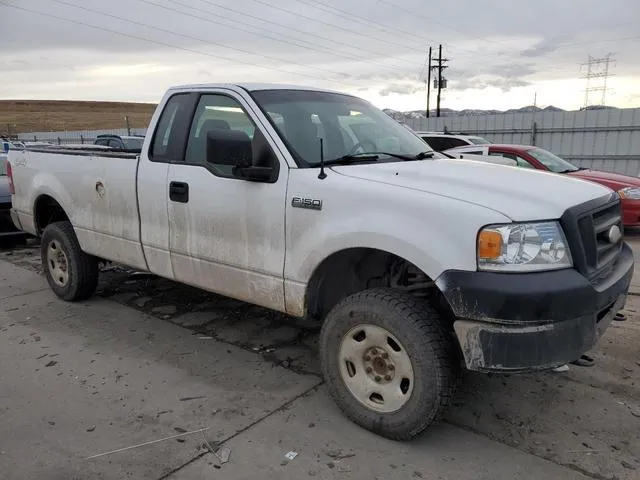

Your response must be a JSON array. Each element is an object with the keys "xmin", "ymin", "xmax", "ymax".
[{"xmin": 435, "ymin": 242, "xmax": 634, "ymax": 372}]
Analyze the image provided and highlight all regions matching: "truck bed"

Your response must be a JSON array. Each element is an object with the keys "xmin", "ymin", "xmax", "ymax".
[
  {"xmin": 24, "ymin": 145, "xmax": 140, "ymax": 159},
  {"xmin": 9, "ymin": 147, "xmax": 148, "ymax": 270}
]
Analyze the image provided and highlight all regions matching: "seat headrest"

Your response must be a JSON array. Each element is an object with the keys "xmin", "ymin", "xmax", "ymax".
[{"xmin": 199, "ymin": 119, "xmax": 230, "ymax": 135}]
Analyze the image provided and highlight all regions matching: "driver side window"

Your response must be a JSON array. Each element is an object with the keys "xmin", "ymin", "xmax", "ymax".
[{"xmin": 185, "ymin": 94, "xmax": 258, "ymax": 177}]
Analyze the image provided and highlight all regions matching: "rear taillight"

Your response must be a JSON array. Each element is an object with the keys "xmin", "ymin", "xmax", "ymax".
[{"xmin": 6, "ymin": 161, "xmax": 15, "ymax": 195}]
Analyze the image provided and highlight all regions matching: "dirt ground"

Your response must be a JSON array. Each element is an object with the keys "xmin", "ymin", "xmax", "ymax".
[
  {"xmin": 0, "ymin": 237, "xmax": 638, "ymax": 479},
  {"xmin": 0, "ymin": 100, "xmax": 155, "ymax": 135}
]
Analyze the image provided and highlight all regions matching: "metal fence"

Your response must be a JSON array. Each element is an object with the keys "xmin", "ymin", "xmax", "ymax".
[
  {"xmin": 17, "ymin": 128, "xmax": 147, "ymax": 145},
  {"xmin": 406, "ymin": 107, "xmax": 640, "ymax": 177}
]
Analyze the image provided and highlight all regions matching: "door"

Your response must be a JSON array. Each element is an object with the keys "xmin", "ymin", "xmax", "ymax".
[
  {"xmin": 166, "ymin": 91, "xmax": 288, "ymax": 312},
  {"xmin": 137, "ymin": 92, "xmax": 196, "ymax": 279}
]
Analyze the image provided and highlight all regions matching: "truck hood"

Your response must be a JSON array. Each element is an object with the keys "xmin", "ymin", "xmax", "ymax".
[{"xmin": 330, "ymin": 159, "xmax": 613, "ymax": 221}]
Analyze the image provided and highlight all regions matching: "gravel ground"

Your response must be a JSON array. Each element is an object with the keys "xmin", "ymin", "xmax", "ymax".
[{"xmin": 1, "ymin": 237, "xmax": 638, "ymax": 479}]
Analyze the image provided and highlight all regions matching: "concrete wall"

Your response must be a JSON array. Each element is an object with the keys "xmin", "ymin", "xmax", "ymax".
[{"xmin": 406, "ymin": 107, "xmax": 640, "ymax": 177}]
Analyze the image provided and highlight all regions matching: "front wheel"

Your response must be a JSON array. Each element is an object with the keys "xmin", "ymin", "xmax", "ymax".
[
  {"xmin": 41, "ymin": 221, "xmax": 99, "ymax": 301},
  {"xmin": 319, "ymin": 288, "xmax": 458, "ymax": 440}
]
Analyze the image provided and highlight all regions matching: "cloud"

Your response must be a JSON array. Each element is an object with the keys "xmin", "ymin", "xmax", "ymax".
[
  {"xmin": 449, "ymin": 62, "xmax": 536, "ymax": 93},
  {"xmin": 378, "ymin": 83, "xmax": 422, "ymax": 96},
  {"xmin": 487, "ymin": 63, "xmax": 537, "ymax": 78},
  {"xmin": 452, "ymin": 76, "xmax": 531, "ymax": 92},
  {"xmin": 0, "ymin": 0, "xmax": 638, "ymax": 111},
  {"xmin": 521, "ymin": 35, "xmax": 573, "ymax": 57}
]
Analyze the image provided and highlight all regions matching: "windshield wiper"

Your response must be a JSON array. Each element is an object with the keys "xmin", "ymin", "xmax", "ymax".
[{"xmin": 313, "ymin": 150, "xmax": 434, "ymax": 167}]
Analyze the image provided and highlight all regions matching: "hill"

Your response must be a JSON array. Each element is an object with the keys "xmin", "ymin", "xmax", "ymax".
[
  {"xmin": 382, "ymin": 104, "xmax": 617, "ymax": 121},
  {"xmin": 1, "ymin": 99, "xmax": 621, "ymax": 137},
  {"xmin": 0, "ymin": 100, "xmax": 157, "ymax": 136}
]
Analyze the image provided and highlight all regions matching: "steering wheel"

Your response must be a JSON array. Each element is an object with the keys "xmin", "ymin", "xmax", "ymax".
[{"xmin": 348, "ymin": 139, "xmax": 377, "ymax": 155}]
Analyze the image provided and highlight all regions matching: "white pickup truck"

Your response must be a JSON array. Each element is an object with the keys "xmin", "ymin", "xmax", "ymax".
[{"xmin": 7, "ymin": 83, "xmax": 634, "ymax": 440}]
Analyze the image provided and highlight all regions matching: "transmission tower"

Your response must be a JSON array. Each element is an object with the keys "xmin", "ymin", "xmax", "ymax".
[{"xmin": 580, "ymin": 53, "xmax": 615, "ymax": 108}]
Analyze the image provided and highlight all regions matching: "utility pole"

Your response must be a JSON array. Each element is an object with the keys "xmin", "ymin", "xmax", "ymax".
[
  {"xmin": 431, "ymin": 44, "xmax": 449, "ymax": 117},
  {"xmin": 426, "ymin": 46, "xmax": 432, "ymax": 118},
  {"xmin": 580, "ymin": 53, "xmax": 615, "ymax": 108}
]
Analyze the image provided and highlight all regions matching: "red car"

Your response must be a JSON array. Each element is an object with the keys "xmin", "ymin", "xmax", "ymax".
[{"xmin": 445, "ymin": 144, "xmax": 640, "ymax": 227}]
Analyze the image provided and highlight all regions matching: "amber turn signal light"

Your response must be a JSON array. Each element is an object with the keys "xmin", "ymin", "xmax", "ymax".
[{"xmin": 478, "ymin": 230, "xmax": 502, "ymax": 259}]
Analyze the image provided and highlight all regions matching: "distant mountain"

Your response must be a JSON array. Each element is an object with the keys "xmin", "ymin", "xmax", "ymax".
[{"xmin": 382, "ymin": 104, "xmax": 618, "ymax": 121}]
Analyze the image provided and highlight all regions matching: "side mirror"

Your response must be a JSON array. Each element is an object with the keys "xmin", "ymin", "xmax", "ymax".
[
  {"xmin": 205, "ymin": 128, "xmax": 275, "ymax": 182},
  {"xmin": 206, "ymin": 128, "xmax": 252, "ymax": 168}
]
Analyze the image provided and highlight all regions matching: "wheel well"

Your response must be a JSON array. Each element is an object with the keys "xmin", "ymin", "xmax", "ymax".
[
  {"xmin": 305, "ymin": 248, "xmax": 454, "ymax": 325},
  {"xmin": 34, "ymin": 195, "xmax": 69, "ymax": 234}
]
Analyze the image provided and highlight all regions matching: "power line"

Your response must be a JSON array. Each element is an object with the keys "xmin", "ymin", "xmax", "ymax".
[
  {"xmin": 195, "ymin": 0, "xmax": 422, "ymax": 70},
  {"xmin": 374, "ymin": 0, "xmax": 506, "ymax": 48},
  {"xmin": 0, "ymin": 1, "xmax": 357, "ymax": 87},
  {"xmin": 297, "ymin": 0, "xmax": 512, "ymax": 60},
  {"xmin": 433, "ymin": 34, "xmax": 639, "ymax": 85},
  {"xmin": 244, "ymin": 0, "xmax": 429, "ymax": 61},
  {"xmin": 139, "ymin": 0, "xmax": 414, "ymax": 73},
  {"xmin": 368, "ymin": 0, "xmax": 640, "ymax": 65},
  {"xmin": 294, "ymin": 0, "xmax": 438, "ymax": 47},
  {"xmin": 46, "ymin": 0, "xmax": 365, "ymax": 85}
]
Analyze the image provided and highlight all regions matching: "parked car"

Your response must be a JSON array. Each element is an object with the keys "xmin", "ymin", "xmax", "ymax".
[
  {"xmin": 94, "ymin": 134, "xmax": 145, "ymax": 152},
  {"xmin": 7, "ymin": 83, "xmax": 632, "ymax": 440},
  {"xmin": 445, "ymin": 144, "xmax": 640, "ymax": 227},
  {"xmin": 442, "ymin": 150, "xmax": 516, "ymax": 166},
  {"xmin": 414, "ymin": 130, "xmax": 491, "ymax": 152},
  {"xmin": 0, "ymin": 154, "xmax": 27, "ymax": 239}
]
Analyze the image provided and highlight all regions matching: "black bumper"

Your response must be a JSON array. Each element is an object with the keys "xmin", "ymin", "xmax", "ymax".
[{"xmin": 435, "ymin": 242, "xmax": 634, "ymax": 372}]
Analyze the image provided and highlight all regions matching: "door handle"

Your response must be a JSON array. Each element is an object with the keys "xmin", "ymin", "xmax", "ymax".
[{"xmin": 169, "ymin": 181, "xmax": 189, "ymax": 203}]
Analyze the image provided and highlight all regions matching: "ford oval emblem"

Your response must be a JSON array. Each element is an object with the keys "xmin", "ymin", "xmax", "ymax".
[{"xmin": 607, "ymin": 225, "xmax": 622, "ymax": 244}]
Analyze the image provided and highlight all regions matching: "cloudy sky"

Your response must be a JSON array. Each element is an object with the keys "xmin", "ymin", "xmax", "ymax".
[{"xmin": 1, "ymin": 0, "xmax": 639, "ymax": 111}]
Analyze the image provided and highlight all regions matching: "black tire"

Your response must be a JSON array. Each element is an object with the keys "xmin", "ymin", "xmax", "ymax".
[
  {"xmin": 319, "ymin": 288, "xmax": 458, "ymax": 440},
  {"xmin": 41, "ymin": 221, "xmax": 99, "ymax": 301}
]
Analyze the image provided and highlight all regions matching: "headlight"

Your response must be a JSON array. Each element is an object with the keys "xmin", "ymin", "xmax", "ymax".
[
  {"xmin": 477, "ymin": 221, "xmax": 572, "ymax": 272},
  {"xmin": 617, "ymin": 187, "xmax": 640, "ymax": 200}
]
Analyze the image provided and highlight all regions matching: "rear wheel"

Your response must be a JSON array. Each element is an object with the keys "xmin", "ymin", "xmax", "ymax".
[
  {"xmin": 319, "ymin": 288, "xmax": 458, "ymax": 440},
  {"xmin": 41, "ymin": 221, "xmax": 99, "ymax": 301}
]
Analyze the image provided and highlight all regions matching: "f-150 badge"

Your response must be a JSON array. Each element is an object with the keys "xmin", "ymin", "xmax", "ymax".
[{"xmin": 292, "ymin": 197, "xmax": 322, "ymax": 211}]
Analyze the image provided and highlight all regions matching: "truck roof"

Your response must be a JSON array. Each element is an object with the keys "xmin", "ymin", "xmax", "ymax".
[{"xmin": 167, "ymin": 83, "xmax": 345, "ymax": 95}]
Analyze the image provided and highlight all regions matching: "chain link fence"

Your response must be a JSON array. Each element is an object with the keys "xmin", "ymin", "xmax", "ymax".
[{"xmin": 17, "ymin": 128, "xmax": 147, "ymax": 145}]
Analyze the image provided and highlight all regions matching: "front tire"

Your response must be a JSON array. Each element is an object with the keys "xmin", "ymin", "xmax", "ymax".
[
  {"xmin": 41, "ymin": 221, "xmax": 99, "ymax": 301},
  {"xmin": 319, "ymin": 288, "xmax": 458, "ymax": 440}
]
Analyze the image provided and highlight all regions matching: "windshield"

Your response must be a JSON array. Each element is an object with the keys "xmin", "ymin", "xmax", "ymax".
[
  {"xmin": 0, "ymin": 159, "xmax": 6, "ymax": 175},
  {"xmin": 123, "ymin": 137, "xmax": 144, "ymax": 150},
  {"xmin": 250, "ymin": 89, "xmax": 443, "ymax": 166},
  {"xmin": 468, "ymin": 136, "xmax": 490, "ymax": 145},
  {"xmin": 528, "ymin": 147, "xmax": 579, "ymax": 173}
]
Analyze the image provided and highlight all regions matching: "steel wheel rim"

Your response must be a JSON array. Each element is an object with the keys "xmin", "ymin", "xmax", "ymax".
[
  {"xmin": 47, "ymin": 240, "xmax": 69, "ymax": 287},
  {"xmin": 338, "ymin": 324, "xmax": 415, "ymax": 413}
]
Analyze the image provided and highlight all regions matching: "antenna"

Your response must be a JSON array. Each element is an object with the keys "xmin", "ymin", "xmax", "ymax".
[{"xmin": 318, "ymin": 137, "xmax": 327, "ymax": 180}]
